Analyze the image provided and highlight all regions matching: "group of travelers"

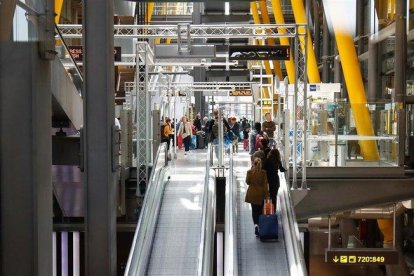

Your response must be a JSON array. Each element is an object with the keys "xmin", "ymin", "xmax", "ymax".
[
  {"xmin": 244, "ymin": 112, "xmax": 286, "ymax": 237},
  {"xmin": 162, "ymin": 110, "xmax": 285, "ymax": 238}
]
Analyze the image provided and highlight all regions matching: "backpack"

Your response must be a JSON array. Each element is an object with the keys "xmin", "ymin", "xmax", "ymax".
[
  {"xmin": 161, "ymin": 124, "xmax": 168, "ymax": 139},
  {"xmin": 255, "ymin": 134, "xmax": 264, "ymax": 150}
]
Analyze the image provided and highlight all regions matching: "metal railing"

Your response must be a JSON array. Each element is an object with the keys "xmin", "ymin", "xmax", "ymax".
[
  {"xmin": 197, "ymin": 144, "xmax": 216, "ymax": 275},
  {"xmin": 124, "ymin": 143, "xmax": 168, "ymax": 275},
  {"xmin": 279, "ymin": 169, "xmax": 308, "ymax": 276},
  {"xmin": 224, "ymin": 150, "xmax": 238, "ymax": 276},
  {"xmin": 55, "ymin": 24, "xmax": 84, "ymax": 95}
]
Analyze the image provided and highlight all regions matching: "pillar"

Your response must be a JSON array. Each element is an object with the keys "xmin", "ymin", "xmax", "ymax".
[{"xmin": 83, "ymin": 0, "xmax": 117, "ymax": 274}]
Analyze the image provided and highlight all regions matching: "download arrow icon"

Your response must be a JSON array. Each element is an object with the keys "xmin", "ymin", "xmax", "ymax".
[{"xmin": 333, "ymin": 256, "xmax": 339, "ymax": 263}]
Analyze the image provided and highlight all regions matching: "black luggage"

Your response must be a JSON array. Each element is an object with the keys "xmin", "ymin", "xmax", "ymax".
[{"xmin": 197, "ymin": 133, "xmax": 205, "ymax": 149}]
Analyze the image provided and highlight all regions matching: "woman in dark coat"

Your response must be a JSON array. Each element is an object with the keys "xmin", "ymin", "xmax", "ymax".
[{"xmin": 263, "ymin": 149, "xmax": 286, "ymax": 208}]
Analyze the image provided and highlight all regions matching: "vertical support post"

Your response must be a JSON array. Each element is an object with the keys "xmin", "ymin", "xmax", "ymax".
[
  {"xmin": 321, "ymin": 5, "xmax": 330, "ymax": 82},
  {"xmin": 313, "ymin": 0, "xmax": 320, "ymax": 62},
  {"xmin": 302, "ymin": 26, "xmax": 308, "ymax": 189},
  {"xmin": 395, "ymin": 0, "xmax": 407, "ymax": 166},
  {"xmin": 0, "ymin": 44, "xmax": 53, "ymax": 276},
  {"xmin": 136, "ymin": 42, "xmax": 151, "ymax": 194},
  {"xmin": 328, "ymin": 215, "xmax": 332, "ymax": 249},
  {"xmin": 218, "ymin": 107, "xmax": 224, "ymax": 167},
  {"xmin": 293, "ymin": 33, "xmax": 299, "ymax": 189},
  {"xmin": 83, "ymin": 0, "xmax": 116, "ymax": 274},
  {"xmin": 393, "ymin": 203, "xmax": 396, "ymax": 249}
]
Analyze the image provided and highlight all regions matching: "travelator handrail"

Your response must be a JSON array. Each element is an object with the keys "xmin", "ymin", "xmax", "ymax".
[
  {"xmin": 55, "ymin": 24, "xmax": 84, "ymax": 84},
  {"xmin": 197, "ymin": 144, "xmax": 215, "ymax": 275},
  {"xmin": 224, "ymin": 150, "xmax": 238, "ymax": 275},
  {"xmin": 124, "ymin": 143, "xmax": 168, "ymax": 275},
  {"xmin": 279, "ymin": 161, "xmax": 308, "ymax": 275}
]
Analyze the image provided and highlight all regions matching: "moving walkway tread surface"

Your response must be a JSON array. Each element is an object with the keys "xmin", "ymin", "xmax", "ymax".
[
  {"xmin": 146, "ymin": 151, "xmax": 207, "ymax": 275},
  {"xmin": 234, "ymin": 152, "xmax": 289, "ymax": 275}
]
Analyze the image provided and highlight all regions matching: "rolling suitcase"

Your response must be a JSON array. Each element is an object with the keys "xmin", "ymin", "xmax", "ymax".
[
  {"xmin": 259, "ymin": 214, "xmax": 278, "ymax": 241},
  {"xmin": 197, "ymin": 133, "xmax": 205, "ymax": 149},
  {"xmin": 259, "ymin": 199, "xmax": 278, "ymax": 241},
  {"xmin": 177, "ymin": 134, "xmax": 183, "ymax": 150}
]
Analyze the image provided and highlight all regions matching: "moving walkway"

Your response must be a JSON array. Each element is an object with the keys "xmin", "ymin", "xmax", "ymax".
[
  {"xmin": 225, "ymin": 151, "xmax": 307, "ymax": 275},
  {"xmin": 125, "ymin": 144, "xmax": 306, "ymax": 275},
  {"xmin": 125, "ymin": 144, "xmax": 215, "ymax": 275}
]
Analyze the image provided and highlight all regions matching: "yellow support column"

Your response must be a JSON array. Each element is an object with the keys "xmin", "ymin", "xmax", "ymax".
[
  {"xmin": 290, "ymin": 0, "xmax": 321, "ymax": 83},
  {"xmin": 258, "ymin": 0, "xmax": 283, "ymax": 79},
  {"xmin": 327, "ymin": 4, "xmax": 379, "ymax": 160},
  {"xmin": 55, "ymin": 0, "xmax": 64, "ymax": 24},
  {"xmin": 270, "ymin": 0, "xmax": 296, "ymax": 83}
]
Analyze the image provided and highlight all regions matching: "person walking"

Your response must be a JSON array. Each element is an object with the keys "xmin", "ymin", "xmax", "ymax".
[
  {"xmin": 263, "ymin": 149, "xmax": 286, "ymax": 208},
  {"xmin": 262, "ymin": 112, "xmax": 276, "ymax": 148},
  {"xmin": 178, "ymin": 116, "xmax": 192, "ymax": 155},
  {"xmin": 245, "ymin": 158, "xmax": 270, "ymax": 236},
  {"xmin": 161, "ymin": 118, "xmax": 173, "ymax": 150},
  {"xmin": 194, "ymin": 113, "xmax": 202, "ymax": 131}
]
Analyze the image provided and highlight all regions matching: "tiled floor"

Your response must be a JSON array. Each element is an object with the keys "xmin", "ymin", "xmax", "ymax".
[
  {"xmin": 234, "ymin": 152, "xmax": 289, "ymax": 275},
  {"xmin": 146, "ymin": 150, "xmax": 206, "ymax": 275}
]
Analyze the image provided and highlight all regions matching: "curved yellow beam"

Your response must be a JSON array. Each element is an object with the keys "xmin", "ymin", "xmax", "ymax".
[
  {"xmin": 251, "ymin": 2, "xmax": 271, "ymax": 100},
  {"xmin": 270, "ymin": 0, "xmax": 295, "ymax": 83},
  {"xmin": 327, "ymin": 5, "xmax": 379, "ymax": 160},
  {"xmin": 55, "ymin": 0, "xmax": 64, "ymax": 24},
  {"xmin": 258, "ymin": 0, "xmax": 283, "ymax": 79},
  {"xmin": 290, "ymin": 0, "xmax": 321, "ymax": 83},
  {"xmin": 377, "ymin": 219, "xmax": 393, "ymax": 247}
]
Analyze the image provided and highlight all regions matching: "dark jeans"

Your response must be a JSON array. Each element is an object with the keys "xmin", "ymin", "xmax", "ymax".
[
  {"xmin": 251, "ymin": 202, "xmax": 264, "ymax": 225},
  {"xmin": 269, "ymin": 186, "xmax": 279, "ymax": 209},
  {"xmin": 161, "ymin": 138, "xmax": 170, "ymax": 150},
  {"xmin": 183, "ymin": 136, "xmax": 191, "ymax": 152}
]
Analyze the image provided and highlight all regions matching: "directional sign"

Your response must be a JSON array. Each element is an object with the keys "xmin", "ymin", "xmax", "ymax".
[
  {"xmin": 68, "ymin": 46, "xmax": 122, "ymax": 62},
  {"xmin": 230, "ymin": 90, "xmax": 253, "ymax": 96},
  {"xmin": 229, "ymin": 45, "xmax": 290, "ymax": 61},
  {"xmin": 326, "ymin": 248, "xmax": 398, "ymax": 265}
]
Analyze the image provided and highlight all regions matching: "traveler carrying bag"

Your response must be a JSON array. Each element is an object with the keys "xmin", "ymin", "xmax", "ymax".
[{"xmin": 259, "ymin": 214, "xmax": 278, "ymax": 241}]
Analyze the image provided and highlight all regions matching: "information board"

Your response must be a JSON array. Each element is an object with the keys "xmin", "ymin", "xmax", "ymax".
[{"xmin": 325, "ymin": 249, "xmax": 398, "ymax": 265}]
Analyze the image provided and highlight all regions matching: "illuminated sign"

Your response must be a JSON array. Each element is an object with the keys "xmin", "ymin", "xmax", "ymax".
[
  {"xmin": 257, "ymin": 100, "xmax": 272, "ymax": 106},
  {"xmin": 325, "ymin": 249, "xmax": 398, "ymax": 265},
  {"xmin": 229, "ymin": 45, "xmax": 290, "ymax": 61},
  {"xmin": 68, "ymin": 46, "xmax": 122, "ymax": 62},
  {"xmin": 230, "ymin": 90, "xmax": 253, "ymax": 96}
]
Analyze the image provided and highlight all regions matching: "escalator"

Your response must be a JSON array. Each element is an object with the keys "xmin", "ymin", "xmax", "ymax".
[
  {"xmin": 226, "ymin": 151, "xmax": 307, "ymax": 275},
  {"xmin": 125, "ymin": 145, "xmax": 215, "ymax": 275}
]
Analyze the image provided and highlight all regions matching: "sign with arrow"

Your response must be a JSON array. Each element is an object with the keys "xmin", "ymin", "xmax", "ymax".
[{"xmin": 326, "ymin": 249, "xmax": 398, "ymax": 265}]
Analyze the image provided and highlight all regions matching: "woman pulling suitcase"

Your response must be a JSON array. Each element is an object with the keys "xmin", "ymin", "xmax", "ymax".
[{"xmin": 245, "ymin": 158, "xmax": 269, "ymax": 236}]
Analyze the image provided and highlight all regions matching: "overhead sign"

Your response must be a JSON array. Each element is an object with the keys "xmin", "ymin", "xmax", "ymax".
[
  {"xmin": 230, "ymin": 90, "xmax": 253, "ymax": 96},
  {"xmin": 68, "ymin": 46, "xmax": 122, "ymax": 62},
  {"xmin": 229, "ymin": 45, "xmax": 290, "ymax": 61},
  {"xmin": 325, "ymin": 249, "xmax": 398, "ymax": 265},
  {"xmin": 257, "ymin": 100, "xmax": 272, "ymax": 106}
]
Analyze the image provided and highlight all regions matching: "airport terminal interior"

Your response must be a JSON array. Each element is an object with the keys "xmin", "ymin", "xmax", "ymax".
[{"xmin": 2, "ymin": 0, "xmax": 414, "ymax": 275}]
